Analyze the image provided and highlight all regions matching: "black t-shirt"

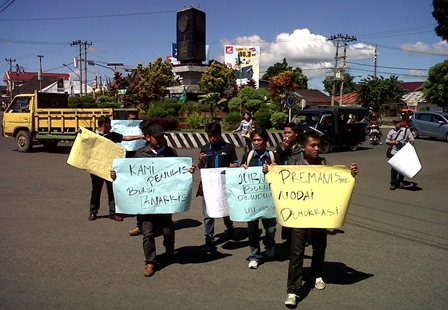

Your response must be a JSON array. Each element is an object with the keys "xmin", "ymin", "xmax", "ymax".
[
  {"xmin": 200, "ymin": 140, "xmax": 238, "ymax": 168},
  {"xmin": 102, "ymin": 131, "xmax": 123, "ymax": 143}
]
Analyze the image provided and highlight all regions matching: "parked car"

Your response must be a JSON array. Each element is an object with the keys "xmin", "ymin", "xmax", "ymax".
[
  {"xmin": 292, "ymin": 106, "xmax": 369, "ymax": 153},
  {"xmin": 410, "ymin": 111, "xmax": 448, "ymax": 142}
]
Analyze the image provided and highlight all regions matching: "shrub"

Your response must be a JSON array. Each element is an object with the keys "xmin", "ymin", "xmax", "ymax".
[
  {"xmin": 228, "ymin": 97, "xmax": 242, "ymax": 113},
  {"xmin": 186, "ymin": 112, "xmax": 203, "ymax": 129},
  {"xmin": 162, "ymin": 101, "xmax": 182, "ymax": 114},
  {"xmin": 244, "ymin": 99, "xmax": 264, "ymax": 113},
  {"xmin": 97, "ymin": 101, "xmax": 122, "ymax": 108},
  {"xmin": 271, "ymin": 112, "xmax": 288, "ymax": 130},
  {"xmin": 146, "ymin": 106, "xmax": 169, "ymax": 118},
  {"xmin": 254, "ymin": 108, "xmax": 272, "ymax": 130},
  {"xmin": 180, "ymin": 101, "xmax": 210, "ymax": 113},
  {"xmin": 223, "ymin": 111, "xmax": 242, "ymax": 131}
]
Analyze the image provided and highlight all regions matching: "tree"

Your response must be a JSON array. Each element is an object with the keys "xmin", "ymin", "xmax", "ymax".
[
  {"xmin": 432, "ymin": 0, "xmax": 448, "ymax": 41},
  {"xmin": 268, "ymin": 71, "xmax": 296, "ymax": 102},
  {"xmin": 198, "ymin": 61, "xmax": 236, "ymax": 96},
  {"xmin": 109, "ymin": 72, "xmax": 127, "ymax": 97},
  {"xmin": 262, "ymin": 58, "xmax": 308, "ymax": 89},
  {"xmin": 198, "ymin": 92, "xmax": 227, "ymax": 121},
  {"xmin": 135, "ymin": 58, "xmax": 173, "ymax": 108},
  {"xmin": 423, "ymin": 60, "xmax": 448, "ymax": 110},
  {"xmin": 323, "ymin": 72, "xmax": 357, "ymax": 95},
  {"xmin": 357, "ymin": 75, "xmax": 403, "ymax": 106}
]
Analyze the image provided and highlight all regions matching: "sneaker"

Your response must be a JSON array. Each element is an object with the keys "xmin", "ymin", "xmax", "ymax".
[
  {"xmin": 143, "ymin": 263, "xmax": 156, "ymax": 277},
  {"xmin": 284, "ymin": 293, "xmax": 297, "ymax": 307},
  {"xmin": 128, "ymin": 226, "xmax": 142, "ymax": 236},
  {"xmin": 399, "ymin": 182, "xmax": 406, "ymax": 188},
  {"xmin": 88, "ymin": 213, "xmax": 97, "ymax": 221},
  {"xmin": 389, "ymin": 184, "xmax": 398, "ymax": 190},
  {"xmin": 315, "ymin": 277, "xmax": 326, "ymax": 290},
  {"xmin": 265, "ymin": 247, "xmax": 275, "ymax": 258},
  {"xmin": 248, "ymin": 260, "xmax": 258, "ymax": 269}
]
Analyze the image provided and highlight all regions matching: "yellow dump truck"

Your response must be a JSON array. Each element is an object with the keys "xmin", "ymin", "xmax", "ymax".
[{"xmin": 2, "ymin": 91, "xmax": 136, "ymax": 152}]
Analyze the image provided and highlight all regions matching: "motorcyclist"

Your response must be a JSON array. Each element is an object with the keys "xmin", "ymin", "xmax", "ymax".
[{"xmin": 368, "ymin": 116, "xmax": 382, "ymax": 145}]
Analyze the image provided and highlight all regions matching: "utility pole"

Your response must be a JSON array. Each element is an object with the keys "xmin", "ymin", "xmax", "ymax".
[
  {"xmin": 37, "ymin": 55, "xmax": 44, "ymax": 91},
  {"xmin": 71, "ymin": 40, "xmax": 92, "ymax": 96},
  {"xmin": 373, "ymin": 45, "xmax": 378, "ymax": 78},
  {"xmin": 5, "ymin": 58, "xmax": 16, "ymax": 104},
  {"xmin": 327, "ymin": 34, "xmax": 357, "ymax": 106}
]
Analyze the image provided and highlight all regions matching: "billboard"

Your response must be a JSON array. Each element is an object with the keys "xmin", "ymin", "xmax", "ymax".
[{"xmin": 224, "ymin": 45, "xmax": 260, "ymax": 88}]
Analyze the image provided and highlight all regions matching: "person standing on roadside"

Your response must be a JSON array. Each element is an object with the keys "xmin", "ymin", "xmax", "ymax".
[
  {"xmin": 233, "ymin": 112, "xmax": 254, "ymax": 153},
  {"xmin": 264, "ymin": 131, "xmax": 358, "ymax": 307},
  {"xmin": 88, "ymin": 116, "xmax": 143, "ymax": 222},
  {"xmin": 240, "ymin": 128, "xmax": 276, "ymax": 269},
  {"xmin": 273, "ymin": 122, "xmax": 303, "ymax": 243},
  {"xmin": 196, "ymin": 122, "xmax": 238, "ymax": 253},
  {"xmin": 386, "ymin": 116, "xmax": 414, "ymax": 190}
]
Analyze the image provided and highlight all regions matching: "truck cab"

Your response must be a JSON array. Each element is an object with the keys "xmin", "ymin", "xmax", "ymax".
[{"xmin": 292, "ymin": 106, "xmax": 369, "ymax": 153}]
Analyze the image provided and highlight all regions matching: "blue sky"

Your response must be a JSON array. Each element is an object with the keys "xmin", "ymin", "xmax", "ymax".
[{"xmin": 1, "ymin": 0, "xmax": 447, "ymax": 91}]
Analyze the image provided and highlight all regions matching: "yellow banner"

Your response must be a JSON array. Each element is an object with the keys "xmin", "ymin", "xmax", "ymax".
[
  {"xmin": 266, "ymin": 165, "xmax": 355, "ymax": 228},
  {"xmin": 67, "ymin": 127, "xmax": 126, "ymax": 181}
]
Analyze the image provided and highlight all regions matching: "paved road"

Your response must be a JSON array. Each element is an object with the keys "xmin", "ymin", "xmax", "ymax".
[{"xmin": 0, "ymin": 130, "xmax": 447, "ymax": 309}]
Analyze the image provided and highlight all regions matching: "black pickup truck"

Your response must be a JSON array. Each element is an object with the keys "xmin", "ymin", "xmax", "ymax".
[{"xmin": 292, "ymin": 106, "xmax": 369, "ymax": 153}]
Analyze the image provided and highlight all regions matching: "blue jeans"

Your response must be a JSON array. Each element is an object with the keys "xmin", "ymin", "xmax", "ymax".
[
  {"xmin": 247, "ymin": 218, "xmax": 276, "ymax": 262},
  {"xmin": 203, "ymin": 199, "xmax": 233, "ymax": 243}
]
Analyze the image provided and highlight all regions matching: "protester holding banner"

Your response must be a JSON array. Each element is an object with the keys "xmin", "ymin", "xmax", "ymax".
[
  {"xmin": 88, "ymin": 116, "xmax": 144, "ymax": 222},
  {"xmin": 197, "ymin": 122, "xmax": 238, "ymax": 253},
  {"xmin": 111, "ymin": 122, "xmax": 180, "ymax": 277},
  {"xmin": 264, "ymin": 131, "xmax": 358, "ymax": 307},
  {"xmin": 273, "ymin": 122, "xmax": 303, "ymax": 244},
  {"xmin": 386, "ymin": 117, "xmax": 414, "ymax": 190},
  {"xmin": 240, "ymin": 128, "xmax": 277, "ymax": 269}
]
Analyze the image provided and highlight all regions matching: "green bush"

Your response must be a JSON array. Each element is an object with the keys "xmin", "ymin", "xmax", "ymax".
[
  {"xmin": 96, "ymin": 95, "xmax": 115, "ymax": 103},
  {"xmin": 146, "ymin": 107, "xmax": 169, "ymax": 118},
  {"xmin": 254, "ymin": 108, "xmax": 272, "ymax": 130},
  {"xmin": 223, "ymin": 111, "xmax": 242, "ymax": 131},
  {"xmin": 228, "ymin": 97, "xmax": 242, "ymax": 113},
  {"xmin": 181, "ymin": 101, "xmax": 210, "ymax": 113},
  {"xmin": 162, "ymin": 101, "xmax": 182, "ymax": 115},
  {"xmin": 97, "ymin": 101, "xmax": 122, "ymax": 108},
  {"xmin": 245, "ymin": 99, "xmax": 264, "ymax": 113},
  {"xmin": 186, "ymin": 112, "xmax": 203, "ymax": 129},
  {"xmin": 271, "ymin": 112, "xmax": 288, "ymax": 130}
]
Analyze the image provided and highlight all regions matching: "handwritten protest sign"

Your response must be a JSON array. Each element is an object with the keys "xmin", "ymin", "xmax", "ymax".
[
  {"xmin": 225, "ymin": 167, "xmax": 276, "ymax": 221},
  {"xmin": 111, "ymin": 120, "xmax": 146, "ymax": 151},
  {"xmin": 266, "ymin": 165, "xmax": 355, "ymax": 228},
  {"xmin": 112, "ymin": 157, "xmax": 193, "ymax": 214},
  {"xmin": 67, "ymin": 127, "xmax": 126, "ymax": 181},
  {"xmin": 200, "ymin": 168, "xmax": 229, "ymax": 218},
  {"xmin": 388, "ymin": 143, "xmax": 421, "ymax": 178}
]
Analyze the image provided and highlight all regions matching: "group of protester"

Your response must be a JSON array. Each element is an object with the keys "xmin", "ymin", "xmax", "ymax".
[{"xmin": 86, "ymin": 113, "xmax": 360, "ymax": 307}]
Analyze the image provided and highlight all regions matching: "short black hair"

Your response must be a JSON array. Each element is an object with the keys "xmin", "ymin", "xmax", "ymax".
[
  {"xmin": 250, "ymin": 128, "xmax": 269, "ymax": 141},
  {"xmin": 97, "ymin": 116, "xmax": 111, "ymax": 127},
  {"xmin": 206, "ymin": 122, "xmax": 221, "ymax": 135},
  {"xmin": 300, "ymin": 131, "xmax": 321, "ymax": 146},
  {"xmin": 284, "ymin": 122, "xmax": 301, "ymax": 134}
]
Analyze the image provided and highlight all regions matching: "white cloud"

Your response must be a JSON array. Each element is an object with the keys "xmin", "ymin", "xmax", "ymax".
[
  {"xmin": 400, "ymin": 41, "xmax": 448, "ymax": 55},
  {"xmin": 224, "ymin": 28, "xmax": 376, "ymax": 79}
]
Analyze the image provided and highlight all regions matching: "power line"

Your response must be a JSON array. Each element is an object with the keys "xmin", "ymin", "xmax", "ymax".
[
  {"xmin": 0, "ymin": 0, "xmax": 15, "ymax": 14},
  {"xmin": 349, "ymin": 67, "xmax": 428, "ymax": 78},
  {"xmin": 0, "ymin": 9, "xmax": 176, "ymax": 21},
  {"xmin": 348, "ymin": 61, "xmax": 429, "ymax": 71}
]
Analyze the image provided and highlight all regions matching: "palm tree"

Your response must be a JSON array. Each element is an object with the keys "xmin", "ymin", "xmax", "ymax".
[{"xmin": 198, "ymin": 92, "xmax": 227, "ymax": 121}]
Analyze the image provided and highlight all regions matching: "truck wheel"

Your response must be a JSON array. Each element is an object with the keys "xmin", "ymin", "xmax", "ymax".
[
  {"xmin": 16, "ymin": 130, "xmax": 33, "ymax": 152},
  {"xmin": 42, "ymin": 140, "xmax": 59, "ymax": 151},
  {"xmin": 320, "ymin": 139, "xmax": 331, "ymax": 154},
  {"xmin": 348, "ymin": 143, "xmax": 359, "ymax": 151}
]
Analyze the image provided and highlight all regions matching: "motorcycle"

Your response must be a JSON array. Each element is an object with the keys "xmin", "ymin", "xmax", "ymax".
[{"xmin": 368, "ymin": 124, "xmax": 382, "ymax": 145}]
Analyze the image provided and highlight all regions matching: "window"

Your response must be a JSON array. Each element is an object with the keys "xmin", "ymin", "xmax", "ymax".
[
  {"xmin": 8, "ymin": 97, "xmax": 30, "ymax": 113},
  {"xmin": 419, "ymin": 114, "xmax": 432, "ymax": 122}
]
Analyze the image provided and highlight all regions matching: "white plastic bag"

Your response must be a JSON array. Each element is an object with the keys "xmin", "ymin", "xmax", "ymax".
[{"xmin": 387, "ymin": 143, "xmax": 422, "ymax": 178}]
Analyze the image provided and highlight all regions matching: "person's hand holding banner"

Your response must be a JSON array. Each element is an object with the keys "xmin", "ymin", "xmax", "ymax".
[
  {"xmin": 67, "ymin": 127, "xmax": 126, "ymax": 181},
  {"xmin": 265, "ymin": 165, "xmax": 355, "ymax": 228},
  {"xmin": 112, "ymin": 157, "xmax": 193, "ymax": 214}
]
